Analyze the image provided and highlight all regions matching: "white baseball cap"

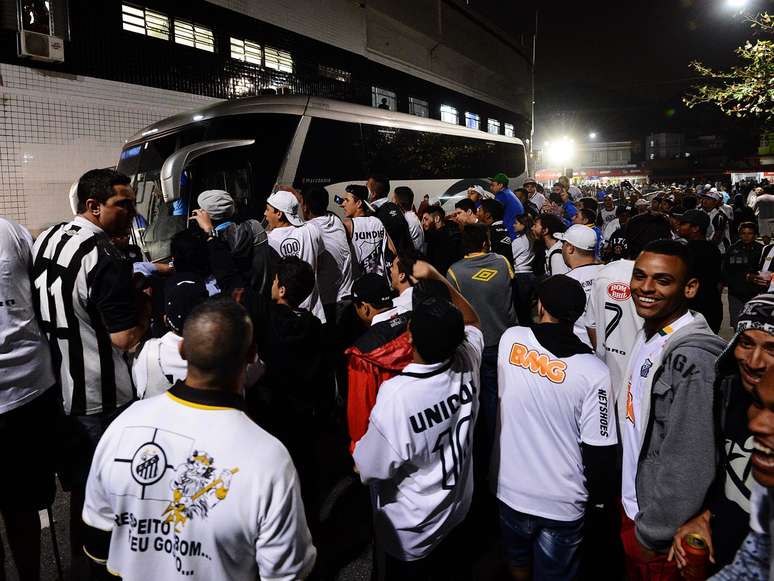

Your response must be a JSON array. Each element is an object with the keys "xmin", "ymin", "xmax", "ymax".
[
  {"xmin": 554, "ymin": 224, "xmax": 598, "ymax": 251},
  {"xmin": 700, "ymin": 189, "xmax": 722, "ymax": 201},
  {"xmin": 267, "ymin": 190, "xmax": 304, "ymax": 226}
]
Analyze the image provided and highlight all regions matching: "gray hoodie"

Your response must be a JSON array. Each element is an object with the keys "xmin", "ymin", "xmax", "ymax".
[{"xmin": 617, "ymin": 312, "xmax": 726, "ymax": 551}]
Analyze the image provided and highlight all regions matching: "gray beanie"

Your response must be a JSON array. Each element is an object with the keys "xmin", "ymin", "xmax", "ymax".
[{"xmin": 197, "ymin": 190, "xmax": 235, "ymax": 221}]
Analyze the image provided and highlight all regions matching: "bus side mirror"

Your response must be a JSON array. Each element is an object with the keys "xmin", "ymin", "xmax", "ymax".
[{"xmin": 160, "ymin": 139, "xmax": 255, "ymax": 202}]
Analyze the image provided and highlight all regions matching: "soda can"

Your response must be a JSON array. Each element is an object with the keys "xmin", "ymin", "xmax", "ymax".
[{"xmin": 681, "ymin": 533, "xmax": 709, "ymax": 580}]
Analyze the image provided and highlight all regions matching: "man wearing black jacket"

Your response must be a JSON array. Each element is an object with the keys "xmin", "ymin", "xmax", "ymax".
[
  {"xmin": 724, "ymin": 222, "xmax": 765, "ymax": 328},
  {"xmin": 477, "ymin": 198, "xmax": 514, "ymax": 265}
]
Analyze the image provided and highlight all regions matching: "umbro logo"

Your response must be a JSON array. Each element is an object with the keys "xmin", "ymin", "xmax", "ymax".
[{"xmin": 472, "ymin": 268, "xmax": 498, "ymax": 282}]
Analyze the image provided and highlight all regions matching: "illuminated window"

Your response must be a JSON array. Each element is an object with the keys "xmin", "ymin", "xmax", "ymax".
[
  {"xmin": 372, "ymin": 87, "xmax": 397, "ymax": 111},
  {"xmin": 174, "ymin": 19, "xmax": 214, "ymax": 52},
  {"xmin": 122, "ymin": 4, "xmax": 169, "ymax": 40},
  {"xmin": 319, "ymin": 65, "xmax": 351, "ymax": 83},
  {"xmin": 504, "ymin": 123, "xmax": 515, "ymax": 137},
  {"xmin": 409, "ymin": 97, "xmax": 429, "ymax": 118},
  {"xmin": 440, "ymin": 105, "xmax": 458, "ymax": 124},
  {"xmin": 265, "ymin": 46, "xmax": 293, "ymax": 73},
  {"xmin": 230, "ymin": 37, "xmax": 262, "ymax": 64},
  {"xmin": 488, "ymin": 119, "xmax": 501, "ymax": 135},
  {"xmin": 465, "ymin": 112, "xmax": 480, "ymax": 130}
]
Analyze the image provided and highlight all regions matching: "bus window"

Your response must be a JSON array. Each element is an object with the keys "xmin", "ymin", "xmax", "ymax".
[{"xmin": 294, "ymin": 118, "xmax": 368, "ymax": 188}]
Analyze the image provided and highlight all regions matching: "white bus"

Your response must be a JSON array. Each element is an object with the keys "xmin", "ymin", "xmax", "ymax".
[{"xmin": 116, "ymin": 95, "xmax": 528, "ymax": 260}]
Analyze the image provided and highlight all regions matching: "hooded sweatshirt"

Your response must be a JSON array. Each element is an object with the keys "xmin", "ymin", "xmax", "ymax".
[
  {"xmin": 617, "ymin": 312, "xmax": 726, "ymax": 551},
  {"xmin": 345, "ymin": 312, "xmax": 413, "ymax": 453}
]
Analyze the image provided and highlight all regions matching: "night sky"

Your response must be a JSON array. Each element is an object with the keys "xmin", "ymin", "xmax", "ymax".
[{"xmin": 524, "ymin": 0, "xmax": 774, "ymax": 143}]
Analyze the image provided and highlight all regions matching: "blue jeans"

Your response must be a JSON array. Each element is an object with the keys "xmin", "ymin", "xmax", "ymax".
[{"xmin": 498, "ymin": 500, "xmax": 584, "ymax": 580}]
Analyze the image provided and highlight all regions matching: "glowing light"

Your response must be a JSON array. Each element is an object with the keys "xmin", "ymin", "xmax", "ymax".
[
  {"xmin": 192, "ymin": 114, "xmax": 204, "ymax": 121},
  {"xmin": 589, "ymin": 132, "xmax": 598, "ymax": 139},
  {"xmin": 546, "ymin": 137, "xmax": 576, "ymax": 166},
  {"xmin": 727, "ymin": 0, "xmax": 748, "ymax": 8}
]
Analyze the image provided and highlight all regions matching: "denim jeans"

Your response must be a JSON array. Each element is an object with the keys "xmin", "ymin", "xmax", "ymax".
[{"xmin": 498, "ymin": 500, "xmax": 584, "ymax": 580}]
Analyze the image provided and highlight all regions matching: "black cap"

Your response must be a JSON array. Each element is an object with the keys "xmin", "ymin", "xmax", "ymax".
[
  {"xmin": 677, "ymin": 209, "xmax": 710, "ymax": 233},
  {"xmin": 345, "ymin": 184, "xmax": 373, "ymax": 211},
  {"xmin": 616, "ymin": 205, "xmax": 633, "ymax": 216},
  {"xmin": 165, "ymin": 273, "xmax": 208, "ymax": 334},
  {"xmin": 410, "ymin": 295, "xmax": 465, "ymax": 363},
  {"xmin": 349, "ymin": 273, "xmax": 392, "ymax": 305},
  {"xmin": 537, "ymin": 275, "xmax": 587, "ymax": 323}
]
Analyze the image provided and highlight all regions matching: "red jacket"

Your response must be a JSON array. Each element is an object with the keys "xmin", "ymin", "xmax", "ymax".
[{"xmin": 345, "ymin": 312, "xmax": 413, "ymax": 453}]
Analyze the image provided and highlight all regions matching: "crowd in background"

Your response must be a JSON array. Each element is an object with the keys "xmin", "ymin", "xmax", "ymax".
[{"xmin": 3, "ymin": 167, "xmax": 774, "ymax": 580}]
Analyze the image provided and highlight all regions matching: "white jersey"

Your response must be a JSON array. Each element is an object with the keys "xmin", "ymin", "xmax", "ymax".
[
  {"xmin": 603, "ymin": 218, "xmax": 621, "ymax": 242},
  {"xmin": 82, "ymin": 383, "xmax": 315, "ymax": 581},
  {"xmin": 353, "ymin": 326, "xmax": 484, "ymax": 560},
  {"xmin": 349, "ymin": 216, "xmax": 388, "ymax": 278},
  {"xmin": 546, "ymin": 240, "xmax": 569, "ymax": 276},
  {"xmin": 309, "ymin": 214, "xmax": 352, "ymax": 303},
  {"xmin": 585, "ymin": 259, "xmax": 642, "ymax": 402},
  {"xmin": 566, "ymin": 263, "xmax": 606, "ymax": 347},
  {"xmin": 132, "ymin": 332, "xmax": 186, "ymax": 399},
  {"xmin": 493, "ymin": 327, "xmax": 615, "ymax": 521},
  {"xmin": 600, "ymin": 208, "xmax": 618, "ymax": 228},
  {"xmin": 511, "ymin": 234, "xmax": 534, "ymax": 274},
  {"xmin": 0, "ymin": 217, "xmax": 55, "ymax": 413},
  {"xmin": 405, "ymin": 211, "xmax": 424, "ymax": 252},
  {"xmin": 268, "ymin": 223, "xmax": 326, "ymax": 323}
]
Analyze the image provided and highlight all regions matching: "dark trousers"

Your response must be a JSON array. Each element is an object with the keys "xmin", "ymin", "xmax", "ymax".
[{"xmin": 513, "ymin": 273, "xmax": 536, "ymax": 326}]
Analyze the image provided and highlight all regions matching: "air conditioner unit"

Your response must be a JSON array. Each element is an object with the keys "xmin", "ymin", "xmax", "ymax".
[{"xmin": 18, "ymin": 30, "xmax": 65, "ymax": 63}]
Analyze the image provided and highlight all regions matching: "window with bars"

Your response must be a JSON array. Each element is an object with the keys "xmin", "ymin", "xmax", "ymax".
[
  {"xmin": 488, "ymin": 119, "xmax": 501, "ymax": 135},
  {"xmin": 230, "ymin": 37, "xmax": 262, "ymax": 64},
  {"xmin": 408, "ymin": 97, "xmax": 429, "ymax": 118},
  {"xmin": 465, "ymin": 112, "xmax": 480, "ymax": 130},
  {"xmin": 265, "ymin": 46, "xmax": 293, "ymax": 73},
  {"xmin": 372, "ymin": 87, "xmax": 397, "ymax": 111},
  {"xmin": 174, "ymin": 19, "xmax": 215, "ymax": 52},
  {"xmin": 504, "ymin": 123, "xmax": 515, "ymax": 137},
  {"xmin": 319, "ymin": 65, "xmax": 351, "ymax": 83},
  {"xmin": 121, "ymin": 4, "xmax": 169, "ymax": 40},
  {"xmin": 440, "ymin": 105, "xmax": 459, "ymax": 125}
]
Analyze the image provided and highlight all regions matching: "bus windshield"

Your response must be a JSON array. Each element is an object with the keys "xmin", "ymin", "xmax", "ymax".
[{"xmin": 116, "ymin": 113, "xmax": 300, "ymax": 260}]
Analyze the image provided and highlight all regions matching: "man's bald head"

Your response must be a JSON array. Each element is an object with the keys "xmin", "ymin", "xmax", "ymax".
[{"xmin": 181, "ymin": 298, "xmax": 253, "ymax": 383}]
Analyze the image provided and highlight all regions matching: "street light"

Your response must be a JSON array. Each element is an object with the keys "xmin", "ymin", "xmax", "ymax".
[
  {"xmin": 546, "ymin": 137, "xmax": 576, "ymax": 167},
  {"xmin": 589, "ymin": 132, "xmax": 598, "ymax": 140},
  {"xmin": 727, "ymin": 0, "xmax": 748, "ymax": 8}
]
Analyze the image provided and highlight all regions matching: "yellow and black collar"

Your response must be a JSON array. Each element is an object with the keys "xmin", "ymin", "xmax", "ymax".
[{"xmin": 166, "ymin": 381, "xmax": 244, "ymax": 411}]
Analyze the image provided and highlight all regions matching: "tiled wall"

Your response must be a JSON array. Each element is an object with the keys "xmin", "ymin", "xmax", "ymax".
[{"xmin": 0, "ymin": 63, "xmax": 220, "ymax": 232}]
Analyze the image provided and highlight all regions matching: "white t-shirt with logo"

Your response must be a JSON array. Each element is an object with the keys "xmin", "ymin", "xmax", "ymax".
[
  {"xmin": 600, "ymin": 208, "xmax": 618, "ymax": 229},
  {"xmin": 585, "ymin": 259, "xmax": 643, "ymax": 402},
  {"xmin": 0, "ymin": 217, "xmax": 55, "ymax": 413},
  {"xmin": 494, "ymin": 326, "xmax": 615, "ymax": 521},
  {"xmin": 268, "ymin": 223, "xmax": 326, "ymax": 323},
  {"xmin": 405, "ymin": 211, "xmax": 424, "ymax": 252},
  {"xmin": 82, "ymin": 387, "xmax": 316, "ymax": 580},
  {"xmin": 353, "ymin": 326, "xmax": 484, "ymax": 560},
  {"xmin": 309, "ymin": 214, "xmax": 353, "ymax": 303},
  {"xmin": 349, "ymin": 216, "xmax": 387, "ymax": 279},
  {"xmin": 566, "ymin": 263, "xmax": 606, "ymax": 347},
  {"xmin": 621, "ymin": 312, "xmax": 694, "ymax": 520},
  {"xmin": 546, "ymin": 240, "xmax": 570, "ymax": 276}
]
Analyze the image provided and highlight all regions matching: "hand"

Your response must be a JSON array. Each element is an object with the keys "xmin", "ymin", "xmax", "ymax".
[
  {"xmin": 667, "ymin": 510, "xmax": 714, "ymax": 569},
  {"xmin": 754, "ymin": 274, "xmax": 771, "ymax": 286},
  {"xmin": 190, "ymin": 209, "xmax": 214, "ymax": 233},
  {"xmin": 410, "ymin": 260, "xmax": 439, "ymax": 283}
]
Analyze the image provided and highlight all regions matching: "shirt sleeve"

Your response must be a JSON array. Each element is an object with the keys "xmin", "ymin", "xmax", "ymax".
[
  {"xmin": 131, "ymin": 342, "xmax": 150, "ymax": 399},
  {"xmin": 353, "ymin": 416, "xmax": 407, "ymax": 484},
  {"xmin": 255, "ymin": 458, "xmax": 316, "ymax": 580},
  {"xmin": 580, "ymin": 368, "xmax": 617, "ymax": 446},
  {"xmin": 460, "ymin": 325, "xmax": 485, "ymax": 372},
  {"xmin": 82, "ymin": 425, "xmax": 117, "ymax": 532},
  {"xmin": 90, "ymin": 256, "xmax": 138, "ymax": 333}
]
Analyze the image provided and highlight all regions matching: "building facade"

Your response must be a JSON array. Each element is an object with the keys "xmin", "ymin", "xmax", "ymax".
[{"xmin": 0, "ymin": 0, "xmax": 533, "ymax": 231}]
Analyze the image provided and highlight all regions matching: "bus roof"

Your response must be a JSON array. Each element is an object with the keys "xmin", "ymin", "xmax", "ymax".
[{"xmin": 124, "ymin": 95, "xmax": 525, "ymax": 147}]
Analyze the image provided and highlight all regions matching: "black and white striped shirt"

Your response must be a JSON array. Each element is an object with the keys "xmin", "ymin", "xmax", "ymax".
[{"xmin": 32, "ymin": 217, "xmax": 137, "ymax": 416}]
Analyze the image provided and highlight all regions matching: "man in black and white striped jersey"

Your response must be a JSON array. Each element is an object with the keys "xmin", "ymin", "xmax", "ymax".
[{"xmin": 32, "ymin": 168, "xmax": 150, "ymax": 569}]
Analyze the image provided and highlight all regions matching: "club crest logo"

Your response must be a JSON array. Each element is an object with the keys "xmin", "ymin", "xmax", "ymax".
[
  {"xmin": 131, "ymin": 443, "xmax": 167, "ymax": 486},
  {"xmin": 162, "ymin": 450, "xmax": 239, "ymax": 532},
  {"xmin": 607, "ymin": 282, "xmax": 631, "ymax": 301},
  {"xmin": 640, "ymin": 358, "xmax": 653, "ymax": 378}
]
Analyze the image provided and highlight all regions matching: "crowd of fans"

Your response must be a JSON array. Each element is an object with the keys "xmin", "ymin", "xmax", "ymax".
[{"xmin": 2, "ymin": 167, "xmax": 774, "ymax": 581}]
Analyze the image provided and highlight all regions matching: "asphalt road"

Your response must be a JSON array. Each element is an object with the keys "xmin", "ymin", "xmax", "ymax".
[{"xmin": 2, "ymin": 292, "xmax": 737, "ymax": 581}]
